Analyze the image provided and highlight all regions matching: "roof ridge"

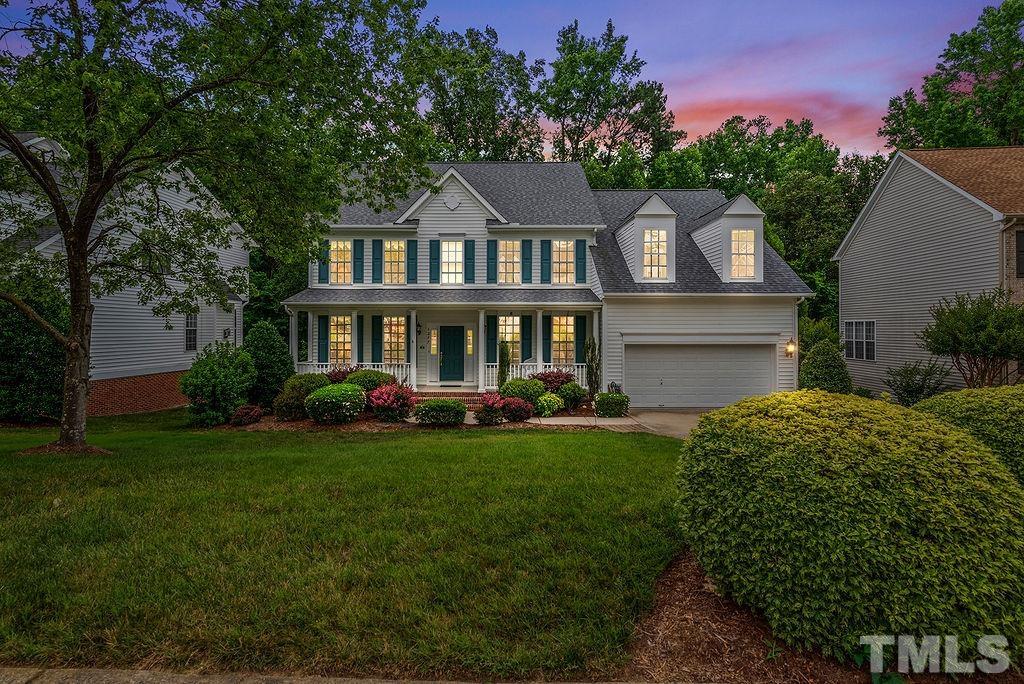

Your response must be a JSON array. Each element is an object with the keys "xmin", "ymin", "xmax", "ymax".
[
  {"xmin": 902, "ymin": 145, "xmax": 1024, "ymax": 152},
  {"xmin": 591, "ymin": 188, "xmax": 716, "ymax": 192}
]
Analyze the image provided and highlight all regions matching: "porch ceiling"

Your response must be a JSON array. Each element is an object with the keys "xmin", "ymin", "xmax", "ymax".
[{"xmin": 283, "ymin": 287, "xmax": 601, "ymax": 306}]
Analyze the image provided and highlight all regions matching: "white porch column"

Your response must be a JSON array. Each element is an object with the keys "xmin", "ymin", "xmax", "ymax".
[
  {"xmin": 306, "ymin": 311, "xmax": 313, "ymax": 364},
  {"xmin": 594, "ymin": 308, "xmax": 602, "ymax": 391},
  {"xmin": 409, "ymin": 309, "xmax": 418, "ymax": 390},
  {"xmin": 350, "ymin": 310, "xmax": 358, "ymax": 367},
  {"xmin": 288, "ymin": 308, "xmax": 298, "ymax": 368},
  {"xmin": 535, "ymin": 309, "xmax": 544, "ymax": 373},
  {"xmin": 478, "ymin": 309, "xmax": 486, "ymax": 391}
]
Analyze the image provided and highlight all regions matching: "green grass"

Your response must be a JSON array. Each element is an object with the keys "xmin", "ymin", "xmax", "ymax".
[{"xmin": 0, "ymin": 411, "xmax": 683, "ymax": 679}]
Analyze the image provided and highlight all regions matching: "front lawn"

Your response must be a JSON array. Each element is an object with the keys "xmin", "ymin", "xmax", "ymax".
[{"xmin": 0, "ymin": 411, "xmax": 682, "ymax": 679}]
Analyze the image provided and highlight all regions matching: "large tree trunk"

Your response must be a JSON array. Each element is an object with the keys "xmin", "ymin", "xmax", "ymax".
[{"xmin": 57, "ymin": 256, "xmax": 94, "ymax": 448}]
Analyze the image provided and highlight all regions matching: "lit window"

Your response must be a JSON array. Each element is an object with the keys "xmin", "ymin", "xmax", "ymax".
[
  {"xmin": 552, "ymin": 240, "xmax": 574, "ymax": 284},
  {"xmin": 330, "ymin": 240, "xmax": 352, "ymax": 284},
  {"xmin": 643, "ymin": 229, "xmax": 668, "ymax": 279},
  {"xmin": 185, "ymin": 313, "xmax": 198, "ymax": 351},
  {"xmin": 843, "ymin": 321, "xmax": 875, "ymax": 361},
  {"xmin": 730, "ymin": 229, "xmax": 756, "ymax": 279},
  {"xmin": 429, "ymin": 329, "xmax": 438, "ymax": 355},
  {"xmin": 441, "ymin": 240, "xmax": 463, "ymax": 284},
  {"xmin": 466, "ymin": 329, "xmax": 474, "ymax": 356},
  {"xmin": 498, "ymin": 316, "xmax": 521, "ymax": 363},
  {"xmin": 551, "ymin": 316, "xmax": 575, "ymax": 365},
  {"xmin": 384, "ymin": 240, "xmax": 405, "ymax": 284},
  {"xmin": 383, "ymin": 316, "xmax": 406, "ymax": 363},
  {"xmin": 329, "ymin": 315, "xmax": 352, "ymax": 363},
  {"xmin": 498, "ymin": 240, "xmax": 521, "ymax": 284}
]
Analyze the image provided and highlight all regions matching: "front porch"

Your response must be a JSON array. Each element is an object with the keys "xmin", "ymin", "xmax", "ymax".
[{"xmin": 285, "ymin": 305, "xmax": 600, "ymax": 392}]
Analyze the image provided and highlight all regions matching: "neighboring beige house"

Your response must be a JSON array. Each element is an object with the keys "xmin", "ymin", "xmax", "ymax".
[
  {"xmin": 283, "ymin": 162, "xmax": 811, "ymax": 408},
  {"xmin": 833, "ymin": 146, "xmax": 1024, "ymax": 393}
]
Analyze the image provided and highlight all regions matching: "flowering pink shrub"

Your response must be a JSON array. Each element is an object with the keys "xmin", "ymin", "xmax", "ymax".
[
  {"xmin": 474, "ymin": 392, "xmax": 505, "ymax": 425},
  {"xmin": 367, "ymin": 383, "xmax": 415, "ymax": 422},
  {"xmin": 501, "ymin": 397, "xmax": 533, "ymax": 422},
  {"xmin": 530, "ymin": 369, "xmax": 576, "ymax": 393},
  {"xmin": 326, "ymin": 364, "xmax": 362, "ymax": 383}
]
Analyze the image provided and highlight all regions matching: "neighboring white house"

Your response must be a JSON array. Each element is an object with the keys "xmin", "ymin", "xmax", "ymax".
[
  {"xmin": 833, "ymin": 146, "xmax": 1024, "ymax": 393},
  {"xmin": 2, "ymin": 133, "xmax": 249, "ymax": 416},
  {"xmin": 283, "ymin": 162, "xmax": 810, "ymax": 408}
]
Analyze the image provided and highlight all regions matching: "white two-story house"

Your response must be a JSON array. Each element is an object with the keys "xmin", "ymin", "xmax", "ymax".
[{"xmin": 282, "ymin": 162, "xmax": 810, "ymax": 408}]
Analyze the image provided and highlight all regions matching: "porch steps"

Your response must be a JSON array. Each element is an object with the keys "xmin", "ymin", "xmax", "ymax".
[{"xmin": 414, "ymin": 390, "xmax": 485, "ymax": 410}]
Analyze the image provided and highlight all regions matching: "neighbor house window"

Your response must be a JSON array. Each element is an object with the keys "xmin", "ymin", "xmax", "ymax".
[
  {"xmin": 730, "ymin": 229, "xmax": 756, "ymax": 279},
  {"xmin": 498, "ymin": 315, "xmax": 521, "ymax": 362},
  {"xmin": 643, "ymin": 229, "xmax": 668, "ymax": 279},
  {"xmin": 843, "ymin": 320, "xmax": 875, "ymax": 361},
  {"xmin": 384, "ymin": 240, "xmax": 406, "ymax": 284},
  {"xmin": 383, "ymin": 316, "xmax": 406, "ymax": 363},
  {"xmin": 552, "ymin": 240, "xmax": 574, "ymax": 284},
  {"xmin": 441, "ymin": 240, "xmax": 463, "ymax": 284},
  {"xmin": 330, "ymin": 315, "xmax": 352, "ymax": 363},
  {"xmin": 498, "ymin": 240, "xmax": 521, "ymax": 284},
  {"xmin": 185, "ymin": 313, "xmax": 198, "ymax": 351},
  {"xmin": 330, "ymin": 239, "xmax": 353, "ymax": 284},
  {"xmin": 551, "ymin": 316, "xmax": 574, "ymax": 365}
]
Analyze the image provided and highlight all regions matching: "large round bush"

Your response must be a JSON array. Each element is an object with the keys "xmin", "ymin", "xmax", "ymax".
[
  {"xmin": 242, "ymin": 320, "xmax": 295, "ymax": 408},
  {"xmin": 0, "ymin": 288, "xmax": 67, "ymax": 423},
  {"xmin": 414, "ymin": 398, "xmax": 467, "ymax": 426},
  {"xmin": 272, "ymin": 373, "xmax": 330, "ymax": 420},
  {"xmin": 344, "ymin": 369, "xmax": 397, "ymax": 392},
  {"xmin": 798, "ymin": 341, "xmax": 852, "ymax": 393},
  {"xmin": 678, "ymin": 390, "xmax": 1024, "ymax": 660},
  {"xmin": 304, "ymin": 383, "xmax": 365, "ymax": 424},
  {"xmin": 915, "ymin": 385, "xmax": 1024, "ymax": 484},
  {"xmin": 499, "ymin": 378, "xmax": 545, "ymax": 405},
  {"xmin": 179, "ymin": 342, "xmax": 257, "ymax": 426}
]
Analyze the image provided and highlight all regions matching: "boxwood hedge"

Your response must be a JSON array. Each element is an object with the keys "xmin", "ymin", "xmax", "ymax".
[
  {"xmin": 915, "ymin": 385, "xmax": 1024, "ymax": 484},
  {"xmin": 414, "ymin": 398, "xmax": 467, "ymax": 426},
  {"xmin": 304, "ymin": 383, "xmax": 366, "ymax": 424},
  {"xmin": 678, "ymin": 390, "xmax": 1024, "ymax": 661}
]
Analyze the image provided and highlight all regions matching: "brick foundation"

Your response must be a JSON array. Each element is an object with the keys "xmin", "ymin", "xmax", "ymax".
[
  {"xmin": 88, "ymin": 370, "xmax": 189, "ymax": 417},
  {"xmin": 1004, "ymin": 227, "xmax": 1023, "ymax": 303}
]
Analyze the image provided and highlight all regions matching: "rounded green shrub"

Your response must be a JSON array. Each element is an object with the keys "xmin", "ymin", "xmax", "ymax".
[
  {"xmin": 499, "ymin": 378, "xmax": 545, "ymax": 405},
  {"xmin": 179, "ymin": 342, "xmax": 257, "ymax": 426},
  {"xmin": 272, "ymin": 373, "xmax": 330, "ymax": 421},
  {"xmin": 344, "ymin": 369, "xmax": 397, "ymax": 392},
  {"xmin": 798, "ymin": 341, "xmax": 853, "ymax": 393},
  {"xmin": 535, "ymin": 392, "xmax": 565, "ymax": 417},
  {"xmin": 594, "ymin": 392, "xmax": 629, "ymax": 417},
  {"xmin": 0, "ymin": 288, "xmax": 67, "ymax": 423},
  {"xmin": 242, "ymin": 320, "xmax": 296, "ymax": 408},
  {"xmin": 304, "ymin": 383, "xmax": 366, "ymax": 424},
  {"xmin": 557, "ymin": 381, "xmax": 587, "ymax": 410},
  {"xmin": 414, "ymin": 398, "xmax": 467, "ymax": 426},
  {"xmin": 915, "ymin": 385, "xmax": 1024, "ymax": 484},
  {"xmin": 678, "ymin": 390, "xmax": 1024, "ymax": 660}
]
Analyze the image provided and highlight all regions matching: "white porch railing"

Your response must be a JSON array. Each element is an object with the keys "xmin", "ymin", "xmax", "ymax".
[
  {"xmin": 483, "ymin": 363, "xmax": 587, "ymax": 391},
  {"xmin": 296, "ymin": 362, "xmax": 413, "ymax": 386}
]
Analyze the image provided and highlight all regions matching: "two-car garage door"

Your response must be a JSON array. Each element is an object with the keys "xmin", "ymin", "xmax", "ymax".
[{"xmin": 624, "ymin": 344, "xmax": 775, "ymax": 408}]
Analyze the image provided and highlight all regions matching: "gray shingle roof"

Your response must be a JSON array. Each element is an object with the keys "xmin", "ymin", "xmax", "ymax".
[
  {"xmin": 338, "ymin": 162, "xmax": 605, "ymax": 226},
  {"xmin": 283, "ymin": 287, "xmax": 601, "ymax": 305}
]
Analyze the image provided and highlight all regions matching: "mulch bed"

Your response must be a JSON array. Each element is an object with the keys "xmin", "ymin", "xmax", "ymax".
[{"xmin": 228, "ymin": 414, "xmax": 604, "ymax": 433}]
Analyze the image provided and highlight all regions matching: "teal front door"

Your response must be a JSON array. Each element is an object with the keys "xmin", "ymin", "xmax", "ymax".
[{"xmin": 439, "ymin": 326, "xmax": 465, "ymax": 381}]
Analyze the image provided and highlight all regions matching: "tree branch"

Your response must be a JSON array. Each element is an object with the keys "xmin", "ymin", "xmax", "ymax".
[{"xmin": 0, "ymin": 292, "xmax": 70, "ymax": 348}]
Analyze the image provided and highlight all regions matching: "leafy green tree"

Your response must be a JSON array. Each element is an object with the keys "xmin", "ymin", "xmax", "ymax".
[
  {"xmin": 648, "ymin": 146, "xmax": 706, "ymax": 189},
  {"xmin": 244, "ymin": 251, "xmax": 308, "ymax": 338},
  {"xmin": 880, "ymin": 0, "xmax": 1024, "ymax": 148},
  {"xmin": 420, "ymin": 25, "xmax": 544, "ymax": 161},
  {"xmin": 0, "ymin": 0, "xmax": 431, "ymax": 449},
  {"xmin": 583, "ymin": 143, "xmax": 647, "ymax": 189}
]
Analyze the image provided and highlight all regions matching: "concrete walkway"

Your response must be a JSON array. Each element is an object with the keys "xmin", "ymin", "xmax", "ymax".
[
  {"xmin": 630, "ymin": 410, "xmax": 705, "ymax": 439},
  {"xmin": 526, "ymin": 415, "xmax": 642, "ymax": 430}
]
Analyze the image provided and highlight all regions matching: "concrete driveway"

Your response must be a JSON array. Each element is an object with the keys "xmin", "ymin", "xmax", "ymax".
[{"xmin": 632, "ymin": 409, "xmax": 707, "ymax": 439}]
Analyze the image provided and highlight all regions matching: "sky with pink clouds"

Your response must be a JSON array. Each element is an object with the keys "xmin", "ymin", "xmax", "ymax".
[{"xmin": 0, "ymin": 0, "xmax": 998, "ymax": 153}]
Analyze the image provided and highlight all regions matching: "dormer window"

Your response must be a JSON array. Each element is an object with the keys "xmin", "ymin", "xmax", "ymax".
[
  {"xmin": 730, "ymin": 229, "xmax": 756, "ymax": 279},
  {"xmin": 552, "ymin": 240, "xmax": 575, "ymax": 284},
  {"xmin": 643, "ymin": 229, "xmax": 668, "ymax": 280}
]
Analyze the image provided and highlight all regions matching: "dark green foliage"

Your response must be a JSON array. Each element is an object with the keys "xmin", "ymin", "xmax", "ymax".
[
  {"xmin": 797, "ymin": 341, "xmax": 852, "ymax": 394},
  {"xmin": 678, "ymin": 390, "xmax": 1024, "ymax": 660},
  {"xmin": 916, "ymin": 385, "xmax": 1024, "ymax": 484},
  {"xmin": 413, "ymin": 398, "xmax": 467, "ymax": 426},
  {"xmin": 535, "ymin": 392, "xmax": 565, "ymax": 418},
  {"xmin": 798, "ymin": 317, "xmax": 838, "ymax": 364},
  {"xmin": 304, "ymin": 383, "xmax": 366, "ymax": 424},
  {"xmin": 242, "ymin": 321, "xmax": 295, "ymax": 408},
  {"xmin": 885, "ymin": 359, "xmax": 951, "ymax": 406},
  {"xmin": 585, "ymin": 337, "xmax": 601, "ymax": 396},
  {"xmin": 851, "ymin": 386, "xmax": 873, "ymax": 398},
  {"xmin": 500, "ymin": 378, "xmax": 545, "ymax": 405},
  {"xmin": 498, "ymin": 340, "xmax": 512, "ymax": 389},
  {"xmin": 557, "ymin": 382, "xmax": 587, "ymax": 411},
  {"xmin": 344, "ymin": 369, "xmax": 397, "ymax": 393},
  {"xmin": 594, "ymin": 392, "xmax": 629, "ymax": 417},
  {"xmin": 179, "ymin": 343, "xmax": 257, "ymax": 427},
  {"xmin": 0, "ymin": 290, "xmax": 67, "ymax": 423},
  {"xmin": 272, "ymin": 373, "xmax": 330, "ymax": 421}
]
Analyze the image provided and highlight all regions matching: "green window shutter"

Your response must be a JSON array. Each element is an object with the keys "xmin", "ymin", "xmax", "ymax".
[
  {"xmin": 542, "ymin": 315, "xmax": 552, "ymax": 363},
  {"xmin": 429, "ymin": 240, "xmax": 440, "ymax": 283},
  {"xmin": 521, "ymin": 239, "xmax": 533, "ymax": 283},
  {"xmin": 353, "ymin": 240, "xmax": 364, "ymax": 283},
  {"xmin": 486, "ymin": 239, "xmax": 497, "ymax": 283},
  {"xmin": 407, "ymin": 239, "xmax": 418, "ymax": 283},
  {"xmin": 356, "ymin": 315, "xmax": 364, "ymax": 363},
  {"xmin": 464, "ymin": 239, "xmax": 476, "ymax": 284},
  {"xmin": 318, "ymin": 240, "xmax": 329, "ymax": 284},
  {"xmin": 575, "ymin": 239, "xmax": 587, "ymax": 284},
  {"xmin": 486, "ymin": 315, "xmax": 498, "ymax": 363},
  {"xmin": 371, "ymin": 315, "xmax": 383, "ymax": 363},
  {"xmin": 521, "ymin": 315, "xmax": 533, "ymax": 361},
  {"xmin": 371, "ymin": 239, "xmax": 383, "ymax": 283},
  {"xmin": 540, "ymin": 240, "xmax": 551, "ymax": 284},
  {"xmin": 317, "ymin": 315, "xmax": 328, "ymax": 362},
  {"xmin": 574, "ymin": 315, "xmax": 587, "ymax": 363}
]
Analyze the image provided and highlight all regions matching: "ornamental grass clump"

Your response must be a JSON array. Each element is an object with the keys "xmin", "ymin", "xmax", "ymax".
[
  {"xmin": 304, "ymin": 383, "xmax": 365, "ymax": 424},
  {"xmin": 678, "ymin": 390, "xmax": 1024, "ymax": 661}
]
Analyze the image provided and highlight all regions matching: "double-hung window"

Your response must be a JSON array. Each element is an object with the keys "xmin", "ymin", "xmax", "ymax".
[
  {"xmin": 498, "ymin": 315, "xmax": 521, "ymax": 362},
  {"xmin": 383, "ymin": 316, "xmax": 406, "ymax": 363},
  {"xmin": 643, "ymin": 229, "xmax": 668, "ymax": 280},
  {"xmin": 730, "ymin": 229, "xmax": 756, "ymax": 279},
  {"xmin": 552, "ymin": 240, "xmax": 574, "ymax": 284},
  {"xmin": 551, "ymin": 316, "xmax": 574, "ymax": 365},
  {"xmin": 330, "ymin": 240, "xmax": 353, "ymax": 284},
  {"xmin": 184, "ymin": 313, "xmax": 198, "ymax": 352},
  {"xmin": 383, "ymin": 240, "xmax": 405, "ymax": 284},
  {"xmin": 330, "ymin": 315, "xmax": 352, "ymax": 364},
  {"xmin": 498, "ymin": 240, "xmax": 521, "ymax": 284},
  {"xmin": 843, "ymin": 321, "xmax": 875, "ymax": 361},
  {"xmin": 441, "ymin": 240, "xmax": 463, "ymax": 284}
]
